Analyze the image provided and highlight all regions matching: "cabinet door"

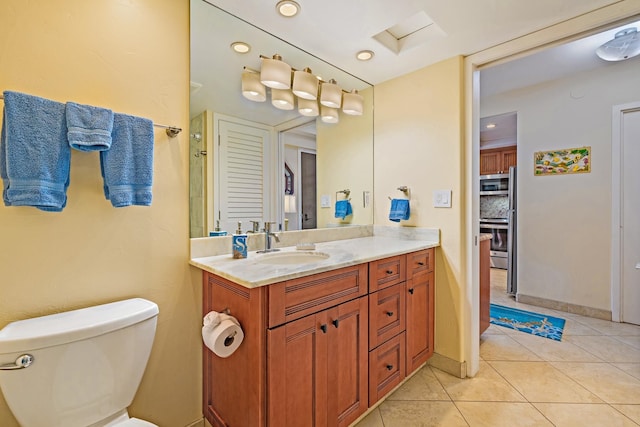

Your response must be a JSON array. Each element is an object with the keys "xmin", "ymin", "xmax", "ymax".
[
  {"xmin": 327, "ymin": 297, "xmax": 369, "ymax": 427},
  {"xmin": 501, "ymin": 148, "xmax": 517, "ymax": 171},
  {"xmin": 268, "ymin": 312, "xmax": 328, "ymax": 427},
  {"xmin": 406, "ymin": 270, "xmax": 434, "ymax": 375},
  {"xmin": 480, "ymin": 150, "xmax": 501, "ymax": 175}
]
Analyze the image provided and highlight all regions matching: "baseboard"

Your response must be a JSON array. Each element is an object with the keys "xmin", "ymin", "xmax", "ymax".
[
  {"xmin": 427, "ymin": 352, "xmax": 466, "ymax": 379},
  {"xmin": 185, "ymin": 418, "xmax": 205, "ymax": 427},
  {"xmin": 516, "ymin": 293, "xmax": 612, "ymax": 321}
]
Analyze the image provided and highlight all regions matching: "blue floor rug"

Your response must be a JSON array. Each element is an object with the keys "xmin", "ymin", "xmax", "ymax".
[{"xmin": 490, "ymin": 304, "xmax": 566, "ymax": 341}]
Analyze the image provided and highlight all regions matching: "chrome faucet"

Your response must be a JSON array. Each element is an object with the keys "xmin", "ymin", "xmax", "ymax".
[{"xmin": 258, "ymin": 221, "xmax": 280, "ymax": 253}]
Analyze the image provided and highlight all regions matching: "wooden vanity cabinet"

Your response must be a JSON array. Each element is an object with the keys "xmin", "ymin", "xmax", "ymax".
[
  {"xmin": 406, "ymin": 249, "xmax": 435, "ymax": 374},
  {"xmin": 268, "ymin": 296, "xmax": 369, "ymax": 427},
  {"xmin": 202, "ymin": 248, "xmax": 436, "ymax": 427}
]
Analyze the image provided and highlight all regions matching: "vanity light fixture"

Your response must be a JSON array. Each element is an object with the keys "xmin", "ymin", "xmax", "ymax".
[
  {"xmin": 260, "ymin": 54, "xmax": 292, "ymax": 89},
  {"xmin": 298, "ymin": 97, "xmax": 319, "ymax": 117},
  {"xmin": 271, "ymin": 88, "xmax": 295, "ymax": 110},
  {"xmin": 276, "ymin": 0, "xmax": 300, "ymax": 18},
  {"xmin": 321, "ymin": 105, "xmax": 339, "ymax": 124},
  {"xmin": 356, "ymin": 50, "xmax": 375, "ymax": 61},
  {"xmin": 241, "ymin": 69, "xmax": 266, "ymax": 102},
  {"xmin": 342, "ymin": 90, "xmax": 364, "ymax": 116},
  {"xmin": 292, "ymin": 67, "xmax": 319, "ymax": 100},
  {"xmin": 231, "ymin": 41, "xmax": 251, "ymax": 54},
  {"xmin": 320, "ymin": 79, "xmax": 342, "ymax": 108}
]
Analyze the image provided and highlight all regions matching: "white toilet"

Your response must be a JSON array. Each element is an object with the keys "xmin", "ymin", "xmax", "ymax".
[{"xmin": 0, "ymin": 298, "xmax": 159, "ymax": 427}]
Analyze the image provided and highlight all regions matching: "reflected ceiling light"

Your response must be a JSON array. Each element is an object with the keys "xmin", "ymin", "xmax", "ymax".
[
  {"xmin": 292, "ymin": 67, "xmax": 318, "ymax": 100},
  {"xmin": 356, "ymin": 50, "xmax": 375, "ymax": 61},
  {"xmin": 596, "ymin": 27, "xmax": 640, "ymax": 61},
  {"xmin": 342, "ymin": 90, "xmax": 364, "ymax": 116},
  {"xmin": 320, "ymin": 79, "xmax": 342, "ymax": 108},
  {"xmin": 485, "ymin": 123, "xmax": 496, "ymax": 129},
  {"xmin": 321, "ymin": 105, "xmax": 339, "ymax": 124},
  {"xmin": 260, "ymin": 54, "xmax": 292, "ymax": 89},
  {"xmin": 298, "ymin": 98, "xmax": 319, "ymax": 117},
  {"xmin": 241, "ymin": 70, "xmax": 266, "ymax": 102},
  {"xmin": 271, "ymin": 88, "xmax": 295, "ymax": 110},
  {"xmin": 276, "ymin": 0, "xmax": 300, "ymax": 17},
  {"xmin": 231, "ymin": 41, "xmax": 251, "ymax": 54}
]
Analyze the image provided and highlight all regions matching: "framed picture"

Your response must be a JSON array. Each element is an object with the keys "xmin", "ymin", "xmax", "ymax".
[
  {"xmin": 284, "ymin": 163, "xmax": 294, "ymax": 194},
  {"xmin": 534, "ymin": 146, "xmax": 590, "ymax": 176}
]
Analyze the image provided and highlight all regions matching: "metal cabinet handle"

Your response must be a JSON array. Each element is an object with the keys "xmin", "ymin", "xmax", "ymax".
[
  {"xmin": 417, "ymin": 261, "xmax": 425, "ymax": 266},
  {"xmin": 408, "ymin": 288, "xmax": 414, "ymax": 295},
  {"xmin": 320, "ymin": 324, "xmax": 328, "ymax": 334},
  {"xmin": 386, "ymin": 364, "xmax": 393, "ymax": 371},
  {"xmin": 332, "ymin": 319, "xmax": 340, "ymax": 328},
  {"xmin": 386, "ymin": 270, "xmax": 394, "ymax": 274},
  {"xmin": 386, "ymin": 311, "xmax": 394, "ymax": 317},
  {"xmin": 0, "ymin": 354, "xmax": 34, "ymax": 370}
]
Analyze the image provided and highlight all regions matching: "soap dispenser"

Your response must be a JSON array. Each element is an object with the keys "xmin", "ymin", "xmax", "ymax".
[
  {"xmin": 209, "ymin": 220, "xmax": 228, "ymax": 237},
  {"xmin": 232, "ymin": 221, "xmax": 248, "ymax": 259}
]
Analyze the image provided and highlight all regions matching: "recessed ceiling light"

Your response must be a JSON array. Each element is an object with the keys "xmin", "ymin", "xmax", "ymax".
[
  {"xmin": 486, "ymin": 123, "xmax": 497, "ymax": 129},
  {"xmin": 276, "ymin": 0, "xmax": 300, "ymax": 18},
  {"xmin": 356, "ymin": 50, "xmax": 374, "ymax": 61},
  {"xmin": 230, "ymin": 42, "xmax": 251, "ymax": 54}
]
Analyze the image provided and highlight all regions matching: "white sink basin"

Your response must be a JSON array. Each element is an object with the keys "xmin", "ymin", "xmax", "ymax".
[{"xmin": 257, "ymin": 251, "xmax": 330, "ymax": 265}]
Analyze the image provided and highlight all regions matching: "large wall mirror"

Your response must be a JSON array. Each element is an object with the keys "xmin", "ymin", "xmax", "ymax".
[{"xmin": 189, "ymin": 0, "xmax": 374, "ymax": 238}]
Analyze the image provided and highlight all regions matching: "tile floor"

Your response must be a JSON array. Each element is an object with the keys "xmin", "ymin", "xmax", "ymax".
[{"xmin": 354, "ymin": 269, "xmax": 640, "ymax": 426}]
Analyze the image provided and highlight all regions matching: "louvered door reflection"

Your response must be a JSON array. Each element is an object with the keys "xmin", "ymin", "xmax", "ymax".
[{"xmin": 218, "ymin": 120, "xmax": 271, "ymax": 232}]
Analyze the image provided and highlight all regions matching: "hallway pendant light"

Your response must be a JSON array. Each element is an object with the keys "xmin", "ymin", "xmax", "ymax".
[
  {"xmin": 342, "ymin": 90, "xmax": 363, "ymax": 115},
  {"xmin": 271, "ymin": 88, "xmax": 295, "ymax": 110},
  {"xmin": 292, "ymin": 67, "xmax": 318, "ymax": 100},
  {"xmin": 260, "ymin": 54, "xmax": 292, "ymax": 89},
  {"xmin": 298, "ymin": 97, "xmax": 319, "ymax": 117},
  {"xmin": 320, "ymin": 105, "xmax": 339, "ymax": 124},
  {"xmin": 320, "ymin": 79, "xmax": 342, "ymax": 108},
  {"xmin": 241, "ymin": 70, "xmax": 266, "ymax": 102}
]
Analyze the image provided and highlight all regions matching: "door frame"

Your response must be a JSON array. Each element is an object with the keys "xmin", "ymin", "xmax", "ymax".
[{"xmin": 611, "ymin": 101, "xmax": 640, "ymax": 323}]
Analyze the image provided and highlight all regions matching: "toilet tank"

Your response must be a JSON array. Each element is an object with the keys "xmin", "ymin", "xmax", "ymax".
[{"xmin": 0, "ymin": 298, "xmax": 159, "ymax": 427}]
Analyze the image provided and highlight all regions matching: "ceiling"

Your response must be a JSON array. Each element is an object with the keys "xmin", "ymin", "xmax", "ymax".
[
  {"xmin": 202, "ymin": 0, "xmax": 625, "ymax": 85},
  {"xmin": 192, "ymin": 0, "xmax": 640, "ymax": 130}
]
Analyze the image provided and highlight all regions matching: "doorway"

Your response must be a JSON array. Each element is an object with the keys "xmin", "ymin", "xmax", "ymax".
[
  {"xmin": 300, "ymin": 151, "xmax": 317, "ymax": 229},
  {"xmin": 613, "ymin": 102, "xmax": 640, "ymax": 326}
]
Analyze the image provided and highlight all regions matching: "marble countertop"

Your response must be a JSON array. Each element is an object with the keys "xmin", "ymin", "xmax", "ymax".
[{"xmin": 190, "ymin": 236, "xmax": 439, "ymax": 288}]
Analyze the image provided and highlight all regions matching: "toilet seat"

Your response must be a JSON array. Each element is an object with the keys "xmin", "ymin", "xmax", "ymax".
[{"xmin": 113, "ymin": 418, "xmax": 158, "ymax": 427}]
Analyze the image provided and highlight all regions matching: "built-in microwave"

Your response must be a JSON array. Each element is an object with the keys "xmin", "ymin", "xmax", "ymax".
[{"xmin": 480, "ymin": 173, "xmax": 509, "ymax": 195}]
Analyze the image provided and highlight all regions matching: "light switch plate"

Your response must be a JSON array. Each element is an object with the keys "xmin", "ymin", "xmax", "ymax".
[
  {"xmin": 321, "ymin": 194, "xmax": 331, "ymax": 208},
  {"xmin": 433, "ymin": 190, "xmax": 452, "ymax": 208}
]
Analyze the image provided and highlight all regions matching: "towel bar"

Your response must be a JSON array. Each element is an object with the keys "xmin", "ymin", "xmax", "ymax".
[
  {"xmin": 336, "ymin": 189, "xmax": 351, "ymax": 200},
  {"xmin": 0, "ymin": 94, "xmax": 182, "ymax": 138}
]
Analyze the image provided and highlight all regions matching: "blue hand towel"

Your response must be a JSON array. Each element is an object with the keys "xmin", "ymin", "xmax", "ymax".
[
  {"xmin": 66, "ymin": 101, "xmax": 114, "ymax": 152},
  {"xmin": 389, "ymin": 198, "xmax": 410, "ymax": 222},
  {"xmin": 0, "ymin": 91, "xmax": 70, "ymax": 211},
  {"xmin": 100, "ymin": 113, "xmax": 154, "ymax": 207},
  {"xmin": 334, "ymin": 199, "xmax": 353, "ymax": 219}
]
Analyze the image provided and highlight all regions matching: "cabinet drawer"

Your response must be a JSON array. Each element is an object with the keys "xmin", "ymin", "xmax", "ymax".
[
  {"xmin": 369, "ymin": 255, "xmax": 406, "ymax": 292},
  {"xmin": 368, "ymin": 283, "xmax": 406, "ymax": 350},
  {"xmin": 368, "ymin": 332, "xmax": 406, "ymax": 406},
  {"xmin": 268, "ymin": 264, "xmax": 368, "ymax": 328},
  {"xmin": 407, "ymin": 248, "xmax": 433, "ymax": 276}
]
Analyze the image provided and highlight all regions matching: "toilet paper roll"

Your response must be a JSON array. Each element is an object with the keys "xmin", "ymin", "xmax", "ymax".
[{"xmin": 202, "ymin": 314, "xmax": 244, "ymax": 358}]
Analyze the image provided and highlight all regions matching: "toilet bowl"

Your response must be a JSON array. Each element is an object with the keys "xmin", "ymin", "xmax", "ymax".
[{"xmin": 0, "ymin": 298, "xmax": 159, "ymax": 427}]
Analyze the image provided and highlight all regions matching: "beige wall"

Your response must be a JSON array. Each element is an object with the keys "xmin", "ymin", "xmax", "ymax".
[
  {"xmin": 317, "ymin": 87, "xmax": 374, "ymax": 227},
  {"xmin": 0, "ymin": 1, "xmax": 202, "ymax": 426},
  {"xmin": 374, "ymin": 57, "xmax": 466, "ymax": 363}
]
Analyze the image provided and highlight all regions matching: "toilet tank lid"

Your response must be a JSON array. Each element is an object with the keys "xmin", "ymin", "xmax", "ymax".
[{"xmin": 0, "ymin": 298, "xmax": 159, "ymax": 354}]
